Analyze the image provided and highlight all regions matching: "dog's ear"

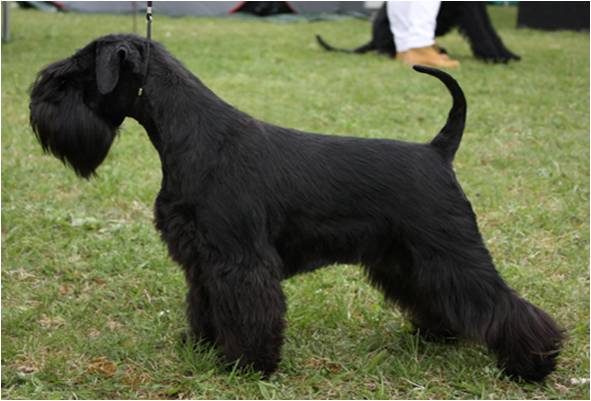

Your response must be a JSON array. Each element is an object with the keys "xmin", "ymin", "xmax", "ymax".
[{"xmin": 96, "ymin": 42, "xmax": 142, "ymax": 94}]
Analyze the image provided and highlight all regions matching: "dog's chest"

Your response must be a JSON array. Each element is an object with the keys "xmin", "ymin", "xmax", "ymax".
[{"xmin": 153, "ymin": 192, "xmax": 203, "ymax": 268}]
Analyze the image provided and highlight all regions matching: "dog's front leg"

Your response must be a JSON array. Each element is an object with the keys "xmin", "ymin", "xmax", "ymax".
[
  {"xmin": 185, "ymin": 280, "xmax": 216, "ymax": 345},
  {"xmin": 204, "ymin": 263, "xmax": 286, "ymax": 376}
]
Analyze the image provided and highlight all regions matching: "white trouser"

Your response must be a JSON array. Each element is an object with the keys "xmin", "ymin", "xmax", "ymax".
[{"xmin": 386, "ymin": 1, "xmax": 441, "ymax": 53}]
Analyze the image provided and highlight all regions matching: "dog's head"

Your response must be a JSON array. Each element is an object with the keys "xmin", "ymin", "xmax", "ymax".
[{"xmin": 29, "ymin": 34, "xmax": 146, "ymax": 178}]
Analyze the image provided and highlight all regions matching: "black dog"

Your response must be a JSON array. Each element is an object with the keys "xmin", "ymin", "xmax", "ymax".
[
  {"xmin": 30, "ymin": 34, "xmax": 561, "ymax": 381},
  {"xmin": 317, "ymin": 2, "xmax": 521, "ymax": 63}
]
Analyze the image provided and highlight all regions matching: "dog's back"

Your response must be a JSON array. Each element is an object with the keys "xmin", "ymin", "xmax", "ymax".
[{"xmin": 258, "ymin": 66, "xmax": 467, "ymax": 275}]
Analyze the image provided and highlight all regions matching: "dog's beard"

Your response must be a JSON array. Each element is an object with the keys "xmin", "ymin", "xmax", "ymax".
[{"xmin": 30, "ymin": 87, "xmax": 118, "ymax": 178}]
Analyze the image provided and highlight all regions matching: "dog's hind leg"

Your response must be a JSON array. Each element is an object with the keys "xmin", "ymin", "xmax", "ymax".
[
  {"xmin": 364, "ymin": 250, "xmax": 459, "ymax": 343},
  {"xmin": 364, "ymin": 227, "xmax": 562, "ymax": 381},
  {"xmin": 205, "ymin": 262, "xmax": 286, "ymax": 376},
  {"xmin": 483, "ymin": 285, "xmax": 564, "ymax": 381},
  {"xmin": 402, "ymin": 242, "xmax": 563, "ymax": 381}
]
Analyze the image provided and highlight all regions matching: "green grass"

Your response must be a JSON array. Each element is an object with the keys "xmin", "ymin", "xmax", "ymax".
[{"xmin": 2, "ymin": 5, "xmax": 589, "ymax": 399}]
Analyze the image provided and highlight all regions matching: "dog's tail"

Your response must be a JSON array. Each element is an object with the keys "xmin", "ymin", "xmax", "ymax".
[
  {"xmin": 412, "ymin": 65, "xmax": 466, "ymax": 161},
  {"xmin": 315, "ymin": 35, "xmax": 374, "ymax": 54}
]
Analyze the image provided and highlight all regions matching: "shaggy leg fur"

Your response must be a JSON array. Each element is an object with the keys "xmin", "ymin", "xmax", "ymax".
[
  {"xmin": 205, "ymin": 265, "xmax": 286, "ymax": 375},
  {"xmin": 486, "ymin": 292, "xmax": 563, "ymax": 381},
  {"xmin": 186, "ymin": 281, "xmax": 216, "ymax": 344},
  {"xmin": 365, "ymin": 230, "xmax": 563, "ymax": 381},
  {"xmin": 448, "ymin": 2, "xmax": 521, "ymax": 63}
]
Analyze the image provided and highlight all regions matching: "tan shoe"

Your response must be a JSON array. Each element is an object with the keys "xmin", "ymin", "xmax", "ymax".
[{"xmin": 396, "ymin": 46, "xmax": 460, "ymax": 68}]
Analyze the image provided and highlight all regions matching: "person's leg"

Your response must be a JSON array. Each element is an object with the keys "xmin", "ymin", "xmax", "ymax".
[
  {"xmin": 387, "ymin": 1, "xmax": 440, "ymax": 52},
  {"xmin": 387, "ymin": 1, "xmax": 459, "ymax": 68}
]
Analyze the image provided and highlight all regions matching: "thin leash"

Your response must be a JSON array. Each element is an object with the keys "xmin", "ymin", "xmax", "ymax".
[{"xmin": 138, "ymin": 1, "xmax": 153, "ymax": 96}]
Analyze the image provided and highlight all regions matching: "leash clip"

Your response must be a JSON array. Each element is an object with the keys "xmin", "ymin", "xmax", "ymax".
[{"xmin": 138, "ymin": 1, "xmax": 152, "ymax": 98}]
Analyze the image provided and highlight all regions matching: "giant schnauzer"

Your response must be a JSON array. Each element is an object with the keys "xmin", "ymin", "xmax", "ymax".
[
  {"xmin": 29, "ymin": 34, "xmax": 561, "ymax": 381},
  {"xmin": 317, "ymin": 2, "xmax": 521, "ymax": 63}
]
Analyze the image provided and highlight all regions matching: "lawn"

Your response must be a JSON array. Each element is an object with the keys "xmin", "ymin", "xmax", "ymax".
[{"xmin": 2, "ymin": 5, "xmax": 589, "ymax": 400}]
